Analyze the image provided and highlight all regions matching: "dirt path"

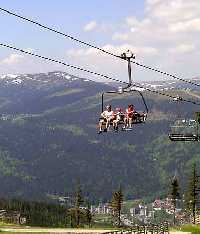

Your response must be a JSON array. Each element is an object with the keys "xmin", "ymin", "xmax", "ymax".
[
  {"xmin": 170, "ymin": 232, "xmax": 191, "ymax": 234},
  {"xmin": 0, "ymin": 228, "xmax": 191, "ymax": 234},
  {"xmin": 0, "ymin": 228, "xmax": 116, "ymax": 233}
]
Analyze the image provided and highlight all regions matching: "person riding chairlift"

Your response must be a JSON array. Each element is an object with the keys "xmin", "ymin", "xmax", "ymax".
[
  {"xmin": 125, "ymin": 104, "xmax": 135, "ymax": 129},
  {"xmin": 98, "ymin": 105, "xmax": 114, "ymax": 133},
  {"xmin": 113, "ymin": 107, "xmax": 125, "ymax": 132}
]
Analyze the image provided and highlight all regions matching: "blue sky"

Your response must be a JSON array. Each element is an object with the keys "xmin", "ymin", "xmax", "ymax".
[
  {"xmin": 0, "ymin": 0, "xmax": 144, "ymax": 49},
  {"xmin": 0, "ymin": 0, "xmax": 200, "ymax": 82}
]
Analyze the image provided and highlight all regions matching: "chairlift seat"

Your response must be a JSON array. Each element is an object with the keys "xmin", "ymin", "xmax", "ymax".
[
  {"xmin": 169, "ymin": 133, "xmax": 199, "ymax": 141},
  {"xmin": 132, "ymin": 112, "xmax": 147, "ymax": 123},
  {"xmin": 98, "ymin": 88, "xmax": 148, "ymax": 133},
  {"xmin": 169, "ymin": 116, "xmax": 200, "ymax": 142}
]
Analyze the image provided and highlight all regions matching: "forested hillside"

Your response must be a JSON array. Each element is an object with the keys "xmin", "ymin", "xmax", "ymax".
[{"xmin": 0, "ymin": 71, "xmax": 199, "ymax": 202}]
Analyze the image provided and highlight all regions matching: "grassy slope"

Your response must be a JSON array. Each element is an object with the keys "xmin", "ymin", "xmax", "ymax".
[
  {"xmin": 173, "ymin": 225, "xmax": 200, "ymax": 234},
  {"xmin": 0, "ymin": 83, "xmax": 200, "ymax": 200}
]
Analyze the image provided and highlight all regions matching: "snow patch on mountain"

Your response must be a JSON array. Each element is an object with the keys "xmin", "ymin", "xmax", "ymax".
[
  {"xmin": 1, "ymin": 74, "xmax": 18, "ymax": 79},
  {"xmin": 11, "ymin": 79, "xmax": 23, "ymax": 84},
  {"xmin": 0, "ymin": 71, "xmax": 198, "ymax": 90},
  {"xmin": 131, "ymin": 87, "xmax": 146, "ymax": 92},
  {"xmin": 64, "ymin": 75, "xmax": 71, "ymax": 80}
]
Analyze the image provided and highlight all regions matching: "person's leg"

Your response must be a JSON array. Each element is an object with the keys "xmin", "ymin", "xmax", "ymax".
[
  {"xmin": 129, "ymin": 117, "xmax": 132, "ymax": 128},
  {"xmin": 108, "ymin": 117, "xmax": 114, "ymax": 130},
  {"xmin": 143, "ymin": 113, "xmax": 147, "ymax": 121},
  {"xmin": 115, "ymin": 119, "xmax": 119, "ymax": 131},
  {"xmin": 99, "ymin": 120, "xmax": 103, "ymax": 133},
  {"xmin": 133, "ymin": 113, "xmax": 138, "ymax": 122},
  {"xmin": 124, "ymin": 117, "xmax": 128, "ymax": 129},
  {"xmin": 106, "ymin": 118, "xmax": 110, "ymax": 129},
  {"xmin": 122, "ymin": 116, "xmax": 126, "ymax": 130},
  {"xmin": 113, "ymin": 120, "xmax": 117, "ymax": 130}
]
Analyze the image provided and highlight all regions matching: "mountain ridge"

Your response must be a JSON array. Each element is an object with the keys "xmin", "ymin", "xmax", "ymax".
[{"xmin": 0, "ymin": 71, "xmax": 199, "ymax": 202}]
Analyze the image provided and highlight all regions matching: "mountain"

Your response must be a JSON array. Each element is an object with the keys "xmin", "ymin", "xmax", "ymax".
[{"xmin": 0, "ymin": 71, "xmax": 199, "ymax": 202}]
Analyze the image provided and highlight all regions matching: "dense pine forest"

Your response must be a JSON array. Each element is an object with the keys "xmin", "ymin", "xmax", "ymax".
[{"xmin": 0, "ymin": 72, "xmax": 199, "ymax": 202}]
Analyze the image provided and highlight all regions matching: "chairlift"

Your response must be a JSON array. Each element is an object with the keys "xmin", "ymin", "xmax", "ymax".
[
  {"xmin": 169, "ymin": 111, "xmax": 200, "ymax": 142},
  {"xmin": 98, "ymin": 50, "xmax": 148, "ymax": 133}
]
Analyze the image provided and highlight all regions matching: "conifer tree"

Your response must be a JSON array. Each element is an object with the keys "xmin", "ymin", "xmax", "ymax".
[
  {"xmin": 74, "ymin": 181, "xmax": 84, "ymax": 227},
  {"xmin": 170, "ymin": 175, "xmax": 180, "ymax": 225},
  {"xmin": 185, "ymin": 163, "xmax": 200, "ymax": 224},
  {"xmin": 110, "ymin": 185, "xmax": 123, "ymax": 227},
  {"xmin": 85, "ymin": 201, "xmax": 92, "ymax": 227}
]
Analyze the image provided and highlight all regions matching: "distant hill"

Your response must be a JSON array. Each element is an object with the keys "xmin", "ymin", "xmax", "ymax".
[{"xmin": 0, "ymin": 71, "xmax": 200, "ymax": 202}]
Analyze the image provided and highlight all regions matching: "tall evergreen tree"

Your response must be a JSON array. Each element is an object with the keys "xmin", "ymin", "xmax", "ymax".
[
  {"xmin": 85, "ymin": 201, "xmax": 92, "ymax": 227},
  {"xmin": 74, "ymin": 181, "xmax": 84, "ymax": 227},
  {"xmin": 170, "ymin": 175, "xmax": 180, "ymax": 225},
  {"xmin": 110, "ymin": 185, "xmax": 123, "ymax": 227},
  {"xmin": 185, "ymin": 163, "xmax": 200, "ymax": 224}
]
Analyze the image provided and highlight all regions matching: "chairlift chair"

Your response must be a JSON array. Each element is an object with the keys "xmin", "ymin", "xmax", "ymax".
[
  {"xmin": 169, "ymin": 112, "xmax": 200, "ymax": 142},
  {"xmin": 97, "ymin": 50, "xmax": 148, "ymax": 133},
  {"xmin": 98, "ymin": 87, "xmax": 148, "ymax": 132}
]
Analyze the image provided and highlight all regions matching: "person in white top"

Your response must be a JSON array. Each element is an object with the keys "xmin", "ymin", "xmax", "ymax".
[
  {"xmin": 98, "ymin": 105, "xmax": 114, "ymax": 133},
  {"xmin": 113, "ymin": 107, "xmax": 124, "ymax": 131}
]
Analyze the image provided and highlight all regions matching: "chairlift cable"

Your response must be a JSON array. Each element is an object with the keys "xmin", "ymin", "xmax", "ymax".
[
  {"xmin": 0, "ymin": 7, "xmax": 200, "ymax": 88},
  {"xmin": 0, "ymin": 43, "xmax": 125, "ymax": 85},
  {"xmin": 1, "ymin": 42, "xmax": 200, "ymax": 107},
  {"xmin": 131, "ymin": 61, "xmax": 200, "ymax": 88},
  {"xmin": 0, "ymin": 7, "xmax": 120, "ymax": 59}
]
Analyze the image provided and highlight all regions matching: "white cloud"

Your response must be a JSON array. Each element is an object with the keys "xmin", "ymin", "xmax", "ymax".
[
  {"xmin": 146, "ymin": 0, "xmax": 161, "ymax": 5},
  {"xmin": 67, "ymin": 47, "xmax": 99, "ymax": 57},
  {"xmin": 1, "ymin": 0, "xmax": 200, "ymax": 81},
  {"xmin": 68, "ymin": 0, "xmax": 200, "ymax": 81},
  {"xmin": 67, "ymin": 44, "xmax": 159, "ymax": 58},
  {"xmin": 112, "ymin": 32, "xmax": 129, "ymax": 41},
  {"xmin": 125, "ymin": 17, "xmax": 151, "ymax": 28},
  {"xmin": 0, "ymin": 53, "xmax": 23, "ymax": 65},
  {"xmin": 0, "ymin": 51, "xmax": 63, "ymax": 76},
  {"xmin": 169, "ymin": 44, "xmax": 195, "ymax": 54},
  {"xmin": 65, "ymin": 43, "xmax": 160, "ymax": 83},
  {"xmin": 169, "ymin": 18, "xmax": 200, "ymax": 32},
  {"xmin": 83, "ymin": 21, "xmax": 97, "ymax": 32},
  {"xmin": 146, "ymin": 0, "xmax": 200, "ymax": 23},
  {"xmin": 103, "ymin": 44, "xmax": 159, "ymax": 57}
]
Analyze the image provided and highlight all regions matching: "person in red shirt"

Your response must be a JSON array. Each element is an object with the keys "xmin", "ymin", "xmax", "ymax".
[{"xmin": 125, "ymin": 104, "xmax": 135, "ymax": 129}]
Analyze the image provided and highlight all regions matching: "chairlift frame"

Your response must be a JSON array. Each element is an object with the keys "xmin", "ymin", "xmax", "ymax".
[
  {"xmin": 101, "ymin": 89, "xmax": 148, "ymax": 122},
  {"xmin": 98, "ymin": 50, "xmax": 148, "ymax": 133},
  {"xmin": 169, "ymin": 112, "xmax": 200, "ymax": 142}
]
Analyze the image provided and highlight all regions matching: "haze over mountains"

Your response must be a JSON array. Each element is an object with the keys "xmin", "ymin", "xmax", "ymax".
[{"xmin": 0, "ymin": 71, "xmax": 199, "ymax": 202}]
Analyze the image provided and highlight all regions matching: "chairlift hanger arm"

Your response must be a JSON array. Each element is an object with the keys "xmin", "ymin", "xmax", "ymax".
[
  {"xmin": 101, "ymin": 91, "xmax": 118, "ymax": 112},
  {"xmin": 101, "ymin": 89, "xmax": 148, "ymax": 114},
  {"xmin": 124, "ymin": 89, "xmax": 149, "ymax": 113},
  {"xmin": 120, "ymin": 50, "xmax": 136, "ymax": 90}
]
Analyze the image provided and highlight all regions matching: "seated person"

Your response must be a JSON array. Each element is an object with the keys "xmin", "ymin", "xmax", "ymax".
[
  {"xmin": 124, "ymin": 104, "xmax": 135, "ymax": 129},
  {"xmin": 113, "ymin": 107, "xmax": 125, "ymax": 131},
  {"xmin": 98, "ymin": 105, "xmax": 114, "ymax": 133}
]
